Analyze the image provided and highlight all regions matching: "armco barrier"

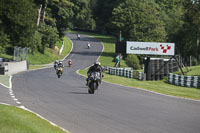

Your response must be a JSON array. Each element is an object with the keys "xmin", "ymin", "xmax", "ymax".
[
  {"xmin": 168, "ymin": 73, "xmax": 200, "ymax": 88},
  {"xmin": 108, "ymin": 67, "xmax": 145, "ymax": 80}
]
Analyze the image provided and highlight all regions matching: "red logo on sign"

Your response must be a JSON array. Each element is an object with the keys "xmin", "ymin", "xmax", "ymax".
[{"xmin": 160, "ymin": 44, "xmax": 171, "ymax": 53}]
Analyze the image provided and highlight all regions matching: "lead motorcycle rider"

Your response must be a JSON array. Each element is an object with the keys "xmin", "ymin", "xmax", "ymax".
[
  {"xmin": 86, "ymin": 61, "xmax": 103, "ymax": 86},
  {"xmin": 56, "ymin": 61, "xmax": 64, "ymax": 75}
]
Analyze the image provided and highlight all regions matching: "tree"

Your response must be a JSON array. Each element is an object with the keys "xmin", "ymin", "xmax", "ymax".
[
  {"xmin": 111, "ymin": 0, "xmax": 166, "ymax": 42},
  {"xmin": 48, "ymin": 0, "xmax": 74, "ymax": 38},
  {"xmin": 70, "ymin": 0, "xmax": 95, "ymax": 30},
  {"xmin": 155, "ymin": 0, "xmax": 185, "ymax": 41},
  {"xmin": 93, "ymin": 0, "xmax": 123, "ymax": 31},
  {"xmin": 0, "ymin": 0, "xmax": 37, "ymax": 52},
  {"xmin": 174, "ymin": 0, "xmax": 200, "ymax": 58},
  {"xmin": 0, "ymin": 27, "xmax": 10, "ymax": 53},
  {"xmin": 37, "ymin": 24, "xmax": 59, "ymax": 53}
]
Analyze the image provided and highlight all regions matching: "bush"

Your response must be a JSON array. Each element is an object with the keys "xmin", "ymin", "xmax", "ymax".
[
  {"xmin": 125, "ymin": 54, "xmax": 140, "ymax": 69},
  {"xmin": 192, "ymin": 57, "xmax": 198, "ymax": 66}
]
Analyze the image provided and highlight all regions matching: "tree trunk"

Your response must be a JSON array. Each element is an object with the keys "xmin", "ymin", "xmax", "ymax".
[
  {"xmin": 42, "ymin": 0, "xmax": 48, "ymax": 23},
  {"xmin": 37, "ymin": 5, "xmax": 42, "ymax": 26}
]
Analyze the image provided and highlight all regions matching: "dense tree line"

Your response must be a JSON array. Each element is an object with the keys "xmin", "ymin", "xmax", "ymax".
[{"xmin": 0, "ymin": 0, "xmax": 200, "ymax": 62}]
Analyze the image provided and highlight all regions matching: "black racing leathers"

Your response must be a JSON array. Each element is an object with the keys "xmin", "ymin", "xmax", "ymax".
[{"xmin": 86, "ymin": 65, "xmax": 102, "ymax": 85}]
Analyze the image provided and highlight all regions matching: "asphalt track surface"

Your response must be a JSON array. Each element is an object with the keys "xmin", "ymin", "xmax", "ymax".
[{"xmin": 1, "ymin": 33, "xmax": 200, "ymax": 133}]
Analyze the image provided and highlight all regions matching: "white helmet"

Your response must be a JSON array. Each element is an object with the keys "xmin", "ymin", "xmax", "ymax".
[{"xmin": 94, "ymin": 61, "xmax": 100, "ymax": 65}]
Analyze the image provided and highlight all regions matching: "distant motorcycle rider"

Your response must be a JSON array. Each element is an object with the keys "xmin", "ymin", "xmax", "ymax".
[
  {"xmin": 87, "ymin": 42, "xmax": 90, "ymax": 49},
  {"xmin": 86, "ymin": 61, "xmax": 103, "ymax": 86},
  {"xmin": 77, "ymin": 34, "xmax": 80, "ymax": 39}
]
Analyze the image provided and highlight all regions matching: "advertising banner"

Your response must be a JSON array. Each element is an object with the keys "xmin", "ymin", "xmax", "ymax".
[{"xmin": 126, "ymin": 41, "xmax": 175, "ymax": 55}]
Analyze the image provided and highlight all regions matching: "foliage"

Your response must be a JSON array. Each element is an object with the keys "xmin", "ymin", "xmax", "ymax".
[
  {"xmin": 92, "ymin": 0, "xmax": 123, "ymax": 31},
  {"xmin": 47, "ymin": 0, "xmax": 74, "ymax": 38},
  {"xmin": 174, "ymin": 0, "xmax": 200, "ymax": 58},
  {"xmin": 125, "ymin": 54, "xmax": 140, "ymax": 70},
  {"xmin": 0, "ymin": 28, "xmax": 10, "ymax": 53},
  {"xmin": 70, "ymin": 0, "xmax": 96, "ymax": 30},
  {"xmin": 38, "ymin": 24, "xmax": 59, "ymax": 53},
  {"xmin": 111, "ymin": 0, "xmax": 167, "ymax": 42},
  {"xmin": 155, "ymin": 0, "xmax": 185, "ymax": 40},
  {"xmin": 0, "ymin": 0, "xmax": 37, "ymax": 48}
]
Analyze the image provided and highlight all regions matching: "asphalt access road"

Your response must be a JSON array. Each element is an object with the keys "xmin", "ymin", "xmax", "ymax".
[{"xmin": 11, "ymin": 33, "xmax": 200, "ymax": 133}]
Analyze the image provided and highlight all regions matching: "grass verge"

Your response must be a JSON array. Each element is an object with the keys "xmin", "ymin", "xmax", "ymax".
[
  {"xmin": 0, "ymin": 104, "xmax": 68, "ymax": 133},
  {"xmin": 176, "ymin": 65, "xmax": 200, "ymax": 76},
  {"xmin": 74, "ymin": 30, "xmax": 200, "ymax": 100},
  {"xmin": 0, "ymin": 75, "xmax": 10, "ymax": 88}
]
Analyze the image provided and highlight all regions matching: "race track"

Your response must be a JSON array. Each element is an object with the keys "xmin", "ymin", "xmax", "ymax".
[{"xmin": 9, "ymin": 33, "xmax": 200, "ymax": 133}]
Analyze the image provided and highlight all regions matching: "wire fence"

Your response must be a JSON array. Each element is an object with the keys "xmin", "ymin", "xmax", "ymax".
[{"xmin": 13, "ymin": 46, "xmax": 29, "ymax": 61}]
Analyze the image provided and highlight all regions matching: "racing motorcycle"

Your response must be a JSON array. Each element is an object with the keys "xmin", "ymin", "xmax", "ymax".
[
  {"xmin": 88, "ymin": 72, "xmax": 101, "ymax": 94},
  {"xmin": 56, "ymin": 66, "xmax": 63, "ymax": 78},
  {"xmin": 68, "ymin": 60, "xmax": 72, "ymax": 67},
  {"xmin": 77, "ymin": 34, "xmax": 80, "ymax": 40},
  {"xmin": 87, "ymin": 42, "xmax": 90, "ymax": 49}
]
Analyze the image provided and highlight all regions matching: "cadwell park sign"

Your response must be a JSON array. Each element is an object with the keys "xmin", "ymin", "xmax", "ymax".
[{"xmin": 126, "ymin": 41, "xmax": 175, "ymax": 55}]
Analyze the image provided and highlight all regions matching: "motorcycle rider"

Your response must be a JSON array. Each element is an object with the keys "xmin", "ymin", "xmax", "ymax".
[
  {"xmin": 54, "ymin": 60, "xmax": 59, "ymax": 70},
  {"xmin": 68, "ymin": 59, "xmax": 72, "ymax": 67},
  {"xmin": 58, "ymin": 61, "xmax": 64, "ymax": 68},
  {"xmin": 87, "ymin": 42, "xmax": 90, "ymax": 49},
  {"xmin": 77, "ymin": 34, "xmax": 80, "ymax": 39},
  {"xmin": 86, "ymin": 61, "xmax": 103, "ymax": 86},
  {"xmin": 56, "ymin": 61, "xmax": 64, "ymax": 74}
]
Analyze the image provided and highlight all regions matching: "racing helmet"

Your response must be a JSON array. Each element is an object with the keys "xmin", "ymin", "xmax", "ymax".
[{"xmin": 94, "ymin": 61, "xmax": 100, "ymax": 66}]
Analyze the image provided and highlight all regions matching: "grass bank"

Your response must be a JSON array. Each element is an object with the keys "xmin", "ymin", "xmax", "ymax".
[
  {"xmin": 0, "ymin": 104, "xmax": 68, "ymax": 133},
  {"xmin": 74, "ymin": 30, "xmax": 200, "ymax": 100},
  {"xmin": 28, "ymin": 37, "xmax": 72, "ymax": 65},
  {"xmin": 176, "ymin": 65, "xmax": 200, "ymax": 76}
]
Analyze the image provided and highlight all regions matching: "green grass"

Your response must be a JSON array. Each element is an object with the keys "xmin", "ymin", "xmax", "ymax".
[
  {"xmin": 28, "ymin": 37, "xmax": 72, "ymax": 65},
  {"xmin": 0, "ymin": 104, "xmax": 68, "ymax": 133},
  {"xmin": 176, "ymin": 65, "xmax": 200, "ymax": 76},
  {"xmin": 29, "ymin": 65, "xmax": 48, "ymax": 70},
  {"xmin": 74, "ymin": 30, "xmax": 200, "ymax": 100},
  {"xmin": 0, "ymin": 75, "xmax": 10, "ymax": 88}
]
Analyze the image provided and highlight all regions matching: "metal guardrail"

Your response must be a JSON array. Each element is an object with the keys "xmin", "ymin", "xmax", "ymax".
[{"xmin": 168, "ymin": 73, "xmax": 200, "ymax": 88}]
